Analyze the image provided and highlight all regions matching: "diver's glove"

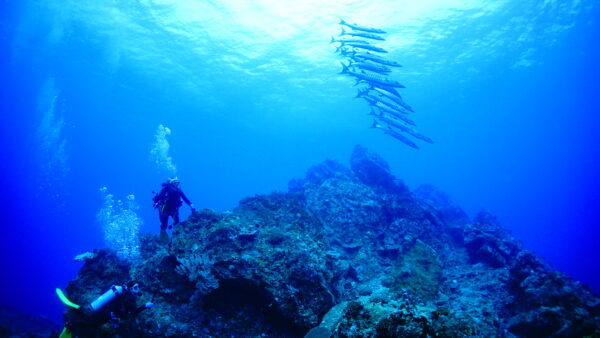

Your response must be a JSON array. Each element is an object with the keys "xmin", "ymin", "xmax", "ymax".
[
  {"xmin": 190, "ymin": 204, "xmax": 196, "ymax": 212},
  {"xmin": 145, "ymin": 302, "xmax": 154, "ymax": 309}
]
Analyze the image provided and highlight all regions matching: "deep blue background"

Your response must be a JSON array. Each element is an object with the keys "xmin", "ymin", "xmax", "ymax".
[{"xmin": 1, "ymin": 0, "xmax": 599, "ymax": 324}]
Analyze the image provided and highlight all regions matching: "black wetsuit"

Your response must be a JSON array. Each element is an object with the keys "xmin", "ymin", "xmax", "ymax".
[
  {"xmin": 65, "ymin": 291, "xmax": 146, "ymax": 337},
  {"xmin": 153, "ymin": 182, "xmax": 192, "ymax": 230}
]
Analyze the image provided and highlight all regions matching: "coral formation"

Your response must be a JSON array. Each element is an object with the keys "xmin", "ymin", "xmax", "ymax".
[{"xmin": 60, "ymin": 145, "xmax": 600, "ymax": 337}]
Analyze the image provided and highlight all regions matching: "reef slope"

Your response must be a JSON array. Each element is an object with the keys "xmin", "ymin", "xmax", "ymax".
[{"xmin": 65, "ymin": 145, "xmax": 600, "ymax": 337}]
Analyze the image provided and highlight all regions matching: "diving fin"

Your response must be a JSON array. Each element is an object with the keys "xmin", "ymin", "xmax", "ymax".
[
  {"xmin": 160, "ymin": 229, "xmax": 169, "ymax": 243},
  {"xmin": 59, "ymin": 326, "xmax": 72, "ymax": 338},
  {"xmin": 56, "ymin": 288, "xmax": 80, "ymax": 309}
]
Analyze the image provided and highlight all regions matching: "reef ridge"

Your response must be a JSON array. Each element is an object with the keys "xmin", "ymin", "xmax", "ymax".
[{"xmin": 63, "ymin": 145, "xmax": 600, "ymax": 337}]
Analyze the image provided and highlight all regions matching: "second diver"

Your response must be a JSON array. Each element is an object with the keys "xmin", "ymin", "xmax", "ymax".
[{"xmin": 153, "ymin": 177, "xmax": 195, "ymax": 242}]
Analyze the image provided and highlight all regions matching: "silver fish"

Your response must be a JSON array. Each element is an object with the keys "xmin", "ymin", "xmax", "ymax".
[
  {"xmin": 338, "ymin": 42, "xmax": 388, "ymax": 54},
  {"xmin": 348, "ymin": 60, "xmax": 391, "ymax": 75},
  {"xmin": 361, "ymin": 96, "xmax": 415, "ymax": 126},
  {"xmin": 371, "ymin": 87, "xmax": 414, "ymax": 112},
  {"xmin": 330, "ymin": 37, "xmax": 370, "ymax": 45},
  {"xmin": 366, "ymin": 94, "xmax": 411, "ymax": 115},
  {"xmin": 370, "ymin": 121, "xmax": 418, "ymax": 149},
  {"xmin": 362, "ymin": 81, "xmax": 402, "ymax": 97},
  {"xmin": 373, "ymin": 110, "xmax": 433, "ymax": 143},
  {"xmin": 357, "ymin": 86, "xmax": 411, "ymax": 112},
  {"xmin": 375, "ymin": 104, "xmax": 416, "ymax": 126},
  {"xmin": 339, "ymin": 28, "xmax": 385, "ymax": 41},
  {"xmin": 349, "ymin": 51, "xmax": 402, "ymax": 67},
  {"xmin": 339, "ymin": 19, "xmax": 386, "ymax": 34},
  {"xmin": 341, "ymin": 63, "xmax": 405, "ymax": 88}
]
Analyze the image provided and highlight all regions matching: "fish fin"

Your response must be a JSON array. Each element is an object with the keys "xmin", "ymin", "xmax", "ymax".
[{"xmin": 339, "ymin": 62, "xmax": 349, "ymax": 74}]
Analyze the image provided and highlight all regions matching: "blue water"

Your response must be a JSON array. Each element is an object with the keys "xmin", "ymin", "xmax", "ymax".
[{"xmin": 1, "ymin": 0, "xmax": 599, "ymax": 324}]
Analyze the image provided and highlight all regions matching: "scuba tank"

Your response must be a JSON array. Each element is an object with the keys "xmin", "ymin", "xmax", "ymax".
[{"xmin": 89, "ymin": 285, "xmax": 123, "ymax": 312}]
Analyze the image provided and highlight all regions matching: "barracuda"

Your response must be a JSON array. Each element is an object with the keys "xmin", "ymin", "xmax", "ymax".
[
  {"xmin": 339, "ymin": 28, "xmax": 385, "ymax": 41},
  {"xmin": 360, "ymin": 96, "xmax": 415, "ymax": 126},
  {"xmin": 330, "ymin": 37, "xmax": 370, "ymax": 45},
  {"xmin": 360, "ymin": 93, "xmax": 406, "ymax": 113},
  {"xmin": 370, "ymin": 121, "xmax": 418, "ymax": 149},
  {"xmin": 372, "ymin": 110, "xmax": 433, "ymax": 144},
  {"xmin": 341, "ymin": 63, "xmax": 405, "ymax": 88},
  {"xmin": 338, "ymin": 42, "xmax": 388, "ymax": 54},
  {"xmin": 374, "ymin": 104, "xmax": 415, "ymax": 125},
  {"xmin": 357, "ymin": 87, "xmax": 415, "ymax": 115},
  {"xmin": 371, "ymin": 87, "xmax": 414, "ymax": 112},
  {"xmin": 348, "ymin": 51, "xmax": 402, "ymax": 67},
  {"xmin": 348, "ymin": 60, "xmax": 391, "ymax": 75},
  {"xmin": 339, "ymin": 19, "xmax": 386, "ymax": 34}
]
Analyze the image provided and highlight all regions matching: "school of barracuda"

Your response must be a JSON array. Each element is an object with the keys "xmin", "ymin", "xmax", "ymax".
[{"xmin": 334, "ymin": 19, "xmax": 433, "ymax": 149}]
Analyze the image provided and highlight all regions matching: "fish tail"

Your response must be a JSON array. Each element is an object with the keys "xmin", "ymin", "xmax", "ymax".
[
  {"xmin": 419, "ymin": 134, "xmax": 434, "ymax": 144},
  {"xmin": 330, "ymin": 36, "xmax": 334, "ymax": 44},
  {"xmin": 339, "ymin": 27, "xmax": 346, "ymax": 36},
  {"xmin": 339, "ymin": 62, "xmax": 349, "ymax": 74},
  {"xmin": 354, "ymin": 88, "xmax": 365, "ymax": 98}
]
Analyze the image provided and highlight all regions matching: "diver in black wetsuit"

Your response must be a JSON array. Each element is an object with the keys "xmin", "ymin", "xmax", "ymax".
[
  {"xmin": 153, "ymin": 177, "xmax": 195, "ymax": 241},
  {"xmin": 60, "ymin": 281, "xmax": 153, "ymax": 338}
]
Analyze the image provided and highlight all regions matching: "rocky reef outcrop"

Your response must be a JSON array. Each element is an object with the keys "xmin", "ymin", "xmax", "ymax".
[{"xmin": 62, "ymin": 145, "xmax": 600, "ymax": 337}]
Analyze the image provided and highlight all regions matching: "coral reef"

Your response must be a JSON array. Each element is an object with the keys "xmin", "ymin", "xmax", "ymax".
[{"xmin": 60, "ymin": 145, "xmax": 600, "ymax": 337}]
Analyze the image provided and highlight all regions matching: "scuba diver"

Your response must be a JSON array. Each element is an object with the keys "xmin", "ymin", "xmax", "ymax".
[
  {"xmin": 56, "ymin": 281, "xmax": 153, "ymax": 337},
  {"xmin": 153, "ymin": 177, "xmax": 195, "ymax": 242}
]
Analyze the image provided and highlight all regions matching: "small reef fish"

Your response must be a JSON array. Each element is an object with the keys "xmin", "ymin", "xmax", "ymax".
[
  {"xmin": 341, "ymin": 63, "xmax": 406, "ymax": 88},
  {"xmin": 371, "ymin": 121, "xmax": 419, "ymax": 149},
  {"xmin": 339, "ymin": 28, "xmax": 385, "ymax": 41},
  {"xmin": 339, "ymin": 19, "xmax": 386, "ymax": 34},
  {"xmin": 337, "ymin": 42, "xmax": 388, "ymax": 54}
]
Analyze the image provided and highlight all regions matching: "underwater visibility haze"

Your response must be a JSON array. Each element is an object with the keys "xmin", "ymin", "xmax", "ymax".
[{"xmin": 1, "ymin": 0, "xmax": 599, "ymax": 333}]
